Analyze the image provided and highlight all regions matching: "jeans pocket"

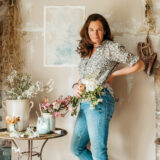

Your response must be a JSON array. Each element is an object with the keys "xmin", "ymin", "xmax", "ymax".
[
  {"xmin": 95, "ymin": 104, "xmax": 103, "ymax": 113},
  {"xmin": 106, "ymin": 101, "xmax": 115, "ymax": 120}
]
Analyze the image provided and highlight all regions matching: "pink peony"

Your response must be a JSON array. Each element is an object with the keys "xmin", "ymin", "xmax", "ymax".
[{"xmin": 54, "ymin": 112, "xmax": 60, "ymax": 117}]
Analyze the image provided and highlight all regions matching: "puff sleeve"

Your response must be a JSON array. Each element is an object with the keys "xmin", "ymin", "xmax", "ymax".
[{"xmin": 107, "ymin": 42, "xmax": 139, "ymax": 66}]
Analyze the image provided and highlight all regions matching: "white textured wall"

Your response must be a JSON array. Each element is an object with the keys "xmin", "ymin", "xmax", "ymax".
[{"xmin": 12, "ymin": 0, "xmax": 158, "ymax": 159}]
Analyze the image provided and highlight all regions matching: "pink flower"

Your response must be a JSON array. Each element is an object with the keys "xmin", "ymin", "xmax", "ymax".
[
  {"xmin": 69, "ymin": 107, "xmax": 74, "ymax": 113},
  {"xmin": 48, "ymin": 108, "xmax": 52, "ymax": 113},
  {"xmin": 45, "ymin": 103, "xmax": 50, "ymax": 107},
  {"xmin": 54, "ymin": 112, "xmax": 60, "ymax": 117},
  {"xmin": 53, "ymin": 102, "xmax": 61, "ymax": 110}
]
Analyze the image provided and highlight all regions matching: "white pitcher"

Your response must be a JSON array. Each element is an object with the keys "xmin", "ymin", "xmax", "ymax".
[
  {"xmin": 2, "ymin": 100, "xmax": 34, "ymax": 131},
  {"xmin": 42, "ymin": 113, "xmax": 56, "ymax": 132}
]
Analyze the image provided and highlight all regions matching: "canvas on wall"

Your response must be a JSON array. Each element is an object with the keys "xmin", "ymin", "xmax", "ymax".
[{"xmin": 44, "ymin": 6, "xmax": 85, "ymax": 67}]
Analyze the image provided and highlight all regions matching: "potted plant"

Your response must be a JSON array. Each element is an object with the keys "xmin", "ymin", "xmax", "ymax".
[
  {"xmin": 39, "ymin": 96, "xmax": 71, "ymax": 131},
  {"xmin": 2, "ymin": 70, "xmax": 54, "ymax": 131}
]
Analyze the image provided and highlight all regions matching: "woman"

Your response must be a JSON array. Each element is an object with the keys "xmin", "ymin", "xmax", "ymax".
[{"xmin": 70, "ymin": 13, "xmax": 145, "ymax": 160}]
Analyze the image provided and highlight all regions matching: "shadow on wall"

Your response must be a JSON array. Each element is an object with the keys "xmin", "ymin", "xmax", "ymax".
[{"xmin": 111, "ymin": 72, "xmax": 154, "ymax": 160}]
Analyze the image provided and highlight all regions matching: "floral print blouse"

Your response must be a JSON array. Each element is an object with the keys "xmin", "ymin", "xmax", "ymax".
[{"xmin": 78, "ymin": 40, "xmax": 139, "ymax": 97}]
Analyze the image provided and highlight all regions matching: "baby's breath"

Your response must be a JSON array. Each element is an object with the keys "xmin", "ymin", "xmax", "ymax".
[{"xmin": 4, "ymin": 70, "xmax": 54, "ymax": 100}]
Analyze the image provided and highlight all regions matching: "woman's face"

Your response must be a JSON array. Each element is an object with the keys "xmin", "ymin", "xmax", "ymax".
[{"xmin": 88, "ymin": 20, "xmax": 105, "ymax": 47}]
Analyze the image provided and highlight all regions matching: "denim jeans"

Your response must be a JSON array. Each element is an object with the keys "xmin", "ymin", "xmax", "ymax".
[{"xmin": 70, "ymin": 88, "xmax": 115, "ymax": 160}]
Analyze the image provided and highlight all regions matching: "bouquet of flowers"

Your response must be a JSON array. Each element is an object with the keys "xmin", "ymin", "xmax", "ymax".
[
  {"xmin": 39, "ymin": 96, "xmax": 72, "ymax": 117},
  {"xmin": 4, "ymin": 70, "xmax": 54, "ymax": 100},
  {"xmin": 68, "ymin": 78, "xmax": 104, "ymax": 116},
  {"xmin": 41, "ymin": 78, "xmax": 104, "ymax": 117}
]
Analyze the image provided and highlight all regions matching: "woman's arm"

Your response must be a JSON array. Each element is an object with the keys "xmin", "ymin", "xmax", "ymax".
[{"xmin": 104, "ymin": 59, "xmax": 145, "ymax": 87}]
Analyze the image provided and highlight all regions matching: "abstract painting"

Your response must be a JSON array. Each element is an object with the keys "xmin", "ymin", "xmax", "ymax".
[{"xmin": 44, "ymin": 6, "xmax": 85, "ymax": 66}]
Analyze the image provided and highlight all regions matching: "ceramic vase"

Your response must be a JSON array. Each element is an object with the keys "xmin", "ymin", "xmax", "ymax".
[
  {"xmin": 2, "ymin": 100, "xmax": 34, "ymax": 131},
  {"xmin": 42, "ymin": 113, "xmax": 55, "ymax": 132}
]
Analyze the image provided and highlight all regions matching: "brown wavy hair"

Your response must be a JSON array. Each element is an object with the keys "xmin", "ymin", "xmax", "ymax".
[{"xmin": 77, "ymin": 13, "xmax": 113, "ymax": 58}]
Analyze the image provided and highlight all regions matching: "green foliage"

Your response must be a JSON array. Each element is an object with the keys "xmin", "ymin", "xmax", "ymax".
[{"xmin": 71, "ymin": 85, "xmax": 103, "ymax": 116}]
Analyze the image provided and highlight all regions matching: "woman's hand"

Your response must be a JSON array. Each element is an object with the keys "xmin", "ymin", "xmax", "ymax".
[
  {"xmin": 104, "ymin": 74, "xmax": 115, "ymax": 87},
  {"xmin": 104, "ymin": 59, "xmax": 145, "ymax": 87},
  {"xmin": 72, "ymin": 81, "xmax": 85, "ymax": 98}
]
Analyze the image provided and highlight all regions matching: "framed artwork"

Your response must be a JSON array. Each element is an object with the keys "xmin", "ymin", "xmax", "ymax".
[{"xmin": 43, "ymin": 6, "xmax": 85, "ymax": 67}]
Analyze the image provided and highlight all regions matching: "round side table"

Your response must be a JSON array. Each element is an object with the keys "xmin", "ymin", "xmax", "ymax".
[{"xmin": 0, "ymin": 127, "xmax": 68, "ymax": 160}]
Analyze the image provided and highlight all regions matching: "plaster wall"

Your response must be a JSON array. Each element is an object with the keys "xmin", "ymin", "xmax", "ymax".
[{"xmin": 12, "ymin": 0, "xmax": 158, "ymax": 159}]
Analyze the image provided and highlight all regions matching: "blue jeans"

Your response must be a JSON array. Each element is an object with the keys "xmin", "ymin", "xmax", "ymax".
[{"xmin": 70, "ymin": 88, "xmax": 115, "ymax": 160}]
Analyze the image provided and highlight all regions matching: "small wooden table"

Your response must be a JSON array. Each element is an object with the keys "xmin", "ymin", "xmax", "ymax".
[{"xmin": 0, "ymin": 128, "xmax": 68, "ymax": 160}]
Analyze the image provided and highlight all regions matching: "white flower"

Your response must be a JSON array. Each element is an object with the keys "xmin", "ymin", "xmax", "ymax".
[
  {"xmin": 22, "ymin": 87, "xmax": 34, "ymax": 99},
  {"xmin": 81, "ymin": 78, "xmax": 99, "ymax": 92},
  {"xmin": 53, "ymin": 102, "xmax": 61, "ymax": 110},
  {"xmin": 35, "ymin": 81, "xmax": 43, "ymax": 92},
  {"xmin": 97, "ymin": 98, "xmax": 103, "ymax": 103},
  {"xmin": 43, "ymin": 79, "xmax": 54, "ymax": 93},
  {"xmin": 9, "ymin": 130, "xmax": 22, "ymax": 138},
  {"xmin": 7, "ymin": 70, "xmax": 17, "ymax": 83},
  {"xmin": 17, "ymin": 96, "xmax": 22, "ymax": 100},
  {"xmin": 20, "ymin": 134, "xmax": 24, "ymax": 138},
  {"xmin": 25, "ymin": 127, "xmax": 39, "ymax": 138}
]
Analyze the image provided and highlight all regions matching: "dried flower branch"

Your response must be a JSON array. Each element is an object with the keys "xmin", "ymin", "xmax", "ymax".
[
  {"xmin": 0, "ymin": 0, "xmax": 24, "ymax": 82},
  {"xmin": 145, "ymin": 0, "xmax": 155, "ymax": 32}
]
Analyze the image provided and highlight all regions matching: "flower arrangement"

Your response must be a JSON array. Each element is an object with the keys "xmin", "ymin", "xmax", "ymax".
[
  {"xmin": 4, "ymin": 70, "xmax": 54, "ymax": 100},
  {"xmin": 6, "ymin": 116, "xmax": 20, "ymax": 125},
  {"xmin": 39, "ymin": 96, "xmax": 71, "ymax": 117},
  {"xmin": 8, "ymin": 126, "xmax": 39, "ymax": 138},
  {"xmin": 40, "ymin": 78, "xmax": 104, "ymax": 117},
  {"xmin": 6, "ymin": 116, "xmax": 20, "ymax": 132},
  {"xmin": 52, "ymin": 96, "xmax": 72, "ymax": 117},
  {"xmin": 68, "ymin": 78, "xmax": 104, "ymax": 116},
  {"xmin": 5, "ymin": 115, "xmax": 39, "ymax": 138}
]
